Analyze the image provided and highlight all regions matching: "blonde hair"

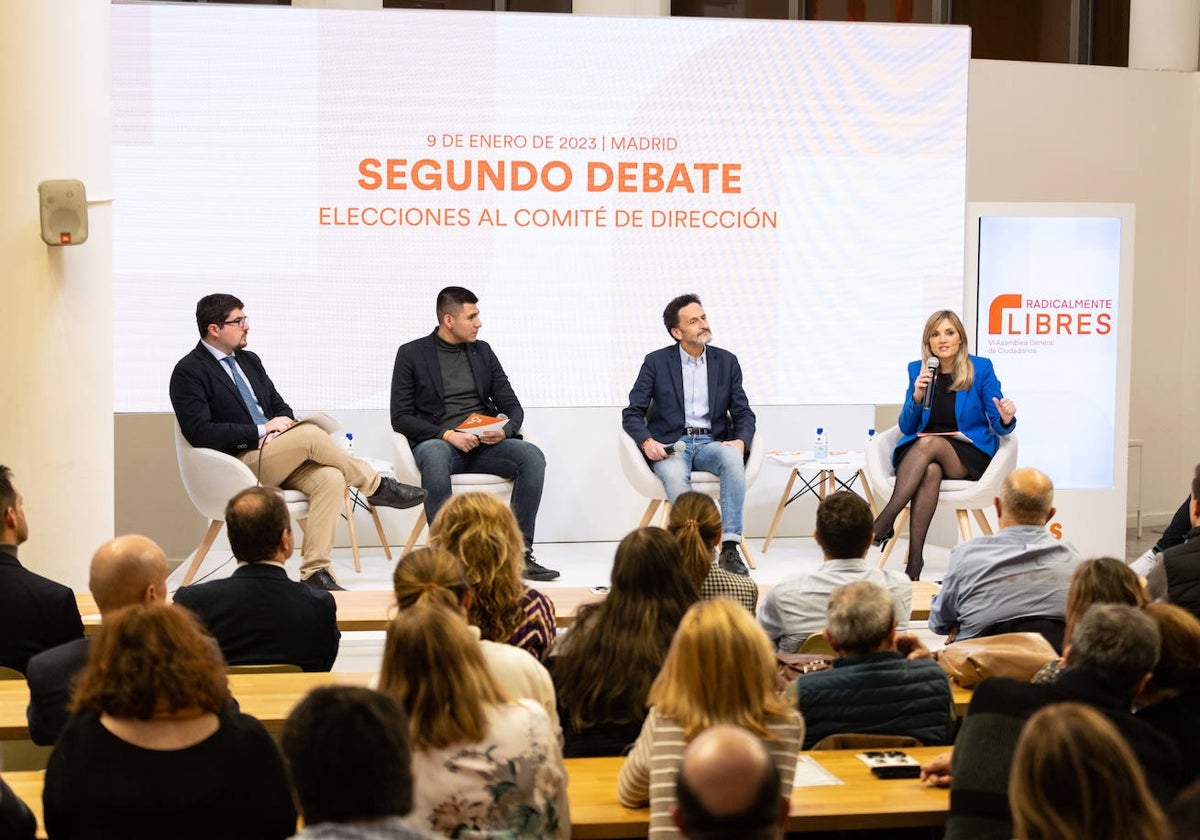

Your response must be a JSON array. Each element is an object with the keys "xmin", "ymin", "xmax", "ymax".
[
  {"xmin": 392, "ymin": 546, "xmax": 470, "ymax": 613},
  {"xmin": 921, "ymin": 310, "xmax": 973, "ymax": 392},
  {"xmin": 1010, "ymin": 703, "xmax": 1168, "ymax": 840},
  {"xmin": 666, "ymin": 492, "xmax": 721, "ymax": 591},
  {"xmin": 378, "ymin": 601, "xmax": 509, "ymax": 751},
  {"xmin": 648, "ymin": 599, "xmax": 790, "ymax": 740},
  {"xmin": 428, "ymin": 493, "xmax": 526, "ymax": 643}
]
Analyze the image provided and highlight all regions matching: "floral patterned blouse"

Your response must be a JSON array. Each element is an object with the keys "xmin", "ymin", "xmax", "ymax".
[{"xmin": 406, "ymin": 699, "xmax": 569, "ymax": 839}]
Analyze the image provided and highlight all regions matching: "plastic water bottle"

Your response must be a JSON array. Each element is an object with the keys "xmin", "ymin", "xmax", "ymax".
[
  {"xmin": 813, "ymin": 427, "xmax": 828, "ymax": 461},
  {"xmin": 342, "ymin": 432, "xmax": 355, "ymax": 456},
  {"xmin": 867, "ymin": 428, "xmax": 876, "ymax": 450}
]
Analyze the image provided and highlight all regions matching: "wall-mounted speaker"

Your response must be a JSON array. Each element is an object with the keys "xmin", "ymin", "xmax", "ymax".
[{"xmin": 38, "ymin": 179, "xmax": 88, "ymax": 246}]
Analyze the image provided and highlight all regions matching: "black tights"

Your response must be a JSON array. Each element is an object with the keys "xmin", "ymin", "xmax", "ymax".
[{"xmin": 874, "ymin": 436, "xmax": 969, "ymax": 580}]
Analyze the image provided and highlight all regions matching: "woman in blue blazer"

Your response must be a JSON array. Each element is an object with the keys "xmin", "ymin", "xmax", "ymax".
[{"xmin": 873, "ymin": 310, "xmax": 1017, "ymax": 580}]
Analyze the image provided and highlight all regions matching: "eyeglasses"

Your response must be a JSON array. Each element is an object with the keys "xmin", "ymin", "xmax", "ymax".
[{"xmin": 222, "ymin": 316, "xmax": 249, "ymax": 327}]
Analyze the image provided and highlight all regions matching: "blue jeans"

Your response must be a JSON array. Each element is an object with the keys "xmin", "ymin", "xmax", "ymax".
[
  {"xmin": 412, "ymin": 437, "xmax": 545, "ymax": 549},
  {"xmin": 650, "ymin": 434, "xmax": 746, "ymax": 540}
]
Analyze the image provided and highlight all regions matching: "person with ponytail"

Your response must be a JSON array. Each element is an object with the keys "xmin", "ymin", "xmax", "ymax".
[{"xmin": 667, "ymin": 492, "xmax": 758, "ymax": 614}]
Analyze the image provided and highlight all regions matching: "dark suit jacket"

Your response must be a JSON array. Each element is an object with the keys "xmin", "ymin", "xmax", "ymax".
[
  {"xmin": 622, "ymin": 344, "xmax": 755, "ymax": 450},
  {"xmin": 25, "ymin": 637, "xmax": 90, "ymax": 745},
  {"xmin": 0, "ymin": 549, "xmax": 84, "ymax": 674},
  {"xmin": 390, "ymin": 330, "xmax": 525, "ymax": 445},
  {"xmin": 944, "ymin": 669, "xmax": 1183, "ymax": 840},
  {"xmin": 172, "ymin": 564, "xmax": 340, "ymax": 672},
  {"xmin": 169, "ymin": 342, "xmax": 294, "ymax": 456}
]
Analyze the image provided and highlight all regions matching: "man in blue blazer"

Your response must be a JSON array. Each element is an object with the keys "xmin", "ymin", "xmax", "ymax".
[
  {"xmin": 391, "ymin": 286, "xmax": 553, "ymax": 581},
  {"xmin": 170, "ymin": 293, "xmax": 426, "ymax": 591},
  {"xmin": 174, "ymin": 486, "xmax": 341, "ymax": 672},
  {"xmin": 623, "ymin": 294, "xmax": 756, "ymax": 575}
]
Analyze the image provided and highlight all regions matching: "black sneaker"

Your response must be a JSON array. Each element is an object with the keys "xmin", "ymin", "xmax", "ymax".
[
  {"xmin": 523, "ymin": 553, "xmax": 560, "ymax": 582},
  {"xmin": 304, "ymin": 569, "xmax": 345, "ymax": 591},
  {"xmin": 718, "ymin": 543, "xmax": 750, "ymax": 577},
  {"xmin": 367, "ymin": 477, "xmax": 427, "ymax": 510}
]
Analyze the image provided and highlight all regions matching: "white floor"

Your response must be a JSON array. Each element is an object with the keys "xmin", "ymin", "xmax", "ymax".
[{"xmin": 168, "ymin": 534, "xmax": 958, "ymax": 672}]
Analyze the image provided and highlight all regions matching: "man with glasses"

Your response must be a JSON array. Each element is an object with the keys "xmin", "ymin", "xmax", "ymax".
[{"xmin": 170, "ymin": 293, "xmax": 426, "ymax": 591}]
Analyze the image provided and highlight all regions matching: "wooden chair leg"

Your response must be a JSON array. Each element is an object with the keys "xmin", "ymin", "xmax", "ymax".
[
  {"xmin": 877, "ymin": 507, "xmax": 909, "ymax": 569},
  {"xmin": 971, "ymin": 507, "xmax": 993, "ymax": 536},
  {"xmin": 344, "ymin": 490, "xmax": 362, "ymax": 574},
  {"xmin": 740, "ymin": 537, "xmax": 757, "ymax": 569},
  {"xmin": 660, "ymin": 501, "xmax": 672, "ymax": 527},
  {"xmin": 182, "ymin": 520, "xmax": 223, "ymax": 586},
  {"xmin": 955, "ymin": 509, "xmax": 972, "ymax": 543},
  {"xmin": 638, "ymin": 500, "xmax": 661, "ymax": 529},
  {"xmin": 858, "ymin": 468, "xmax": 878, "ymax": 517},
  {"xmin": 763, "ymin": 468, "xmax": 799, "ymax": 553},
  {"xmin": 402, "ymin": 510, "xmax": 428, "ymax": 557},
  {"xmin": 369, "ymin": 505, "xmax": 393, "ymax": 562}
]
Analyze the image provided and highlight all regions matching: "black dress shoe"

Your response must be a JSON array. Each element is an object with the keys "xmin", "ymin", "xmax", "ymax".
[
  {"xmin": 718, "ymin": 543, "xmax": 750, "ymax": 577},
  {"xmin": 367, "ymin": 477, "xmax": 427, "ymax": 510},
  {"xmin": 304, "ymin": 569, "xmax": 345, "ymax": 591},
  {"xmin": 523, "ymin": 554, "xmax": 560, "ymax": 582},
  {"xmin": 873, "ymin": 527, "xmax": 895, "ymax": 550}
]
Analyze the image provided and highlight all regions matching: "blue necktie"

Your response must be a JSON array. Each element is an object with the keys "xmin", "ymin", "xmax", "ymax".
[{"xmin": 223, "ymin": 356, "xmax": 269, "ymax": 426}]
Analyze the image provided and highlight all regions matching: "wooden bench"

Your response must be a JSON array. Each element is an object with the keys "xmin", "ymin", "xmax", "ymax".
[{"xmin": 5, "ymin": 746, "xmax": 952, "ymax": 839}]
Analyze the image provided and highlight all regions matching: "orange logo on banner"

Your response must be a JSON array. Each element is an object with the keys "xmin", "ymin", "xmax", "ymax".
[
  {"xmin": 987, "ymin": 293, "xmax": 1113, "ymax": 337},
  {"xmin": 988, "ymin": 294, "xmax": 1022, "ymax": 334}
]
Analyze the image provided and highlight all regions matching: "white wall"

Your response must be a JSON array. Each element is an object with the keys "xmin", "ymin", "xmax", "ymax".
[{"xmin": 1, "ymin": 0, "xmax": 113, "ymax": 589}]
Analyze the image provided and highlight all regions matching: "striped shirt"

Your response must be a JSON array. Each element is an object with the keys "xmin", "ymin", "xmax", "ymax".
[
  {"xmin": 505, "ymin": 588, "xmax": 556, "ymax": 662},
  {"xmin": 616, "ymin": 708, "xmax": 804, "ymax": 839}
]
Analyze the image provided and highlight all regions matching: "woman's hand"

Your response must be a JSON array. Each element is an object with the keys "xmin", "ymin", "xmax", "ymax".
[
  {"xmin": 912, "ymin": 365, "xmax": 935, "ymax": 404},
  {"xmin": 992, "ymin": 396, "xmax": 1017, "ymax": 425}
]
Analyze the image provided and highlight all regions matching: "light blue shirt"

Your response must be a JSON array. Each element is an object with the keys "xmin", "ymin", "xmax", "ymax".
[
  {"xmin": 757, "ymin": 558, "xmax": 913, "ymax": 653},
  {"xmin": 679, "ymin": 345, "xmax": 709, "ymax": 429},
  {"xmin": 928, "ymin": 525, "xmax": 1082, "ymax": 639},
  {"xmin": 202, "ymin": 340, "xmax": 266, "ymax": 437}
]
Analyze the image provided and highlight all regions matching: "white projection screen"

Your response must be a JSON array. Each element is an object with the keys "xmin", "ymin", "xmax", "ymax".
[{"xmin": 112, "ymin": 4, "xmax": 970, "ymax": 412}]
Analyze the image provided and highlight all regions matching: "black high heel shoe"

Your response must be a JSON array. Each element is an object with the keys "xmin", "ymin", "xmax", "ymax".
[{"xmin": 872, "ymin": 527, "xmax": 894, "ymax": 551}]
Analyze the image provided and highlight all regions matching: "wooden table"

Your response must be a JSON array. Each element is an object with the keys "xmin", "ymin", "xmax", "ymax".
[
  {"xmin": 0, "ymin": 671, "xmax": 375, "ymax": 740},
  {"xmin": 6, "ymin": 746, "xmax": 952, "ymax": 840},
  {"xmin": 567, "ymin": 746, "xmax": 950, "ymax": 838}
]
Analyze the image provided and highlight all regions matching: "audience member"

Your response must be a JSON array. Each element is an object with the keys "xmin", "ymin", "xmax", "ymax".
[
  {"xmin": 281, "ymin": 686, "xmax": 434, "ymax": 839},
  {"xmin": 944, "ymin": 603, "xmax": 1182, "ymax": 840},
  {"xmin": 174, "ymin": 486, "xmax": 340, "ymax": 671},
  {"xmin": 758, "ymin": 491, "xmax": 911, "ymax": 652},
  {"xmin": 549, "ymin": 527, "xmax": 699, "ymax": 757},
  {"xmin": 0, "ymin": 777, "xmax": 36, "ymax": 840},
  {"xmin": 929, "ymin": 467, "xmax": 1082, "ymax": 646},
  {"xmin": 617, "ymin": 599, "xmax": 804, "ymax": 839},
  {"xmin": 26, "ymin": 534, "xmax": 169, "ymax": 745},
  {"xmin": 0, "ymin": 464, "xmax": 83, "ymax": 674},
  {"xmin": 1032, "ymin": 556, "xmax": 1148, "ymax": 683},
  {"xmin": 389, "ymin": 285, "xmax": 554, "ymax": 581},
  {"xmin": 797, "ymin": 581, "xmax": 953, "ymax": 749},
  {"xmin": 428, "ymin": 492, "xmax": 555, "ymax": 661},
  {"xmin": 1137, "ymin": 603, "xmax": 1200, "ymax": 783},
  {"xmin": 1170, "ymin": 779, "xmax": 1200, "ymax": 840},
  {"xmin": 379, "ymin": 601, "xmax": 568, "ymax": 838},
  {"xmin": 673, "ymin": 724, "xmax": 787, "ymax": 840},
  {"xmin": 1142, "ymin": 463, "xmax": 1200, "ymax": 620},
  {"xmin": 1010, "ymin": 702, "xmax": 1169, "ymax": 840},
  {"xmin": 170, "ymin": 293, "xmax": 425, "ymax": 591},
  {"xmin": 667, "ymin": 492, "xmax": 758, "ymax": 613},
  {"xmin": 392, "ymin": 546, "xmax": 559, "ymax": 734},
  {"xmin": 43, "ymin": 603, "xmax": 296, "ymax": 839}
]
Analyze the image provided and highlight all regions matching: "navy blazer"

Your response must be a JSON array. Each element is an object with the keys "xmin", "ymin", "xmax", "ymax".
[
  {"xmin": 622, "ymin": 344, "xmax": 756, "ymax": 451},
  {"xmin": 390, "ymin": 329, "xmax": 525, "ymax": 445},
  {"xmin": 172, "ymin": 564, "xmax": 340, "ymax": 672},
  {"xmin": 25, "ymin": 637, "xmax": 90, "ymax": 746},
  {"xmin": 170, "ymin": 342, "xmax": 294, "ymax": 456},
  {"xmin": 0, "ymin": 550, "xmax": 84, "ymax": 675},
  {"xmin": 895, "ymin": 354, "xmax": 1015, "ymax": 462}
]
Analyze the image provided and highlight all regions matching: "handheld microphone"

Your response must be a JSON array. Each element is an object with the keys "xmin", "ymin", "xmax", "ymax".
[
  {"xmin": 668, "ymin": 440, "xmax": 686, "ymax": 456},
  {"xmin": 922, "ymin": 357, "xmax": 939, "ymax": 410}
]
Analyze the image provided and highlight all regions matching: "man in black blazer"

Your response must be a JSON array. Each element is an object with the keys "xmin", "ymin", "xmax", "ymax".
[
  {"xmin": 622, "ymin": 294, "xmax": 756, "ymax": 575},
  {"xmin": 174, "ymin": 486, "xmax": 340, "ymax": 672},
  {"xmin": 26, "ymin": 533, "xmax": 169, "ymax": 745},
  {"xmin": 390, "ymin": 286, "xmax": 554, "ymax": 582},
  {"xmin": 0, "ymin": 466, "xmax": 83, "ymax": 674},
  {"xmin": 170, "ymin": 293, "xmax": 426, "ymax": 591}
]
